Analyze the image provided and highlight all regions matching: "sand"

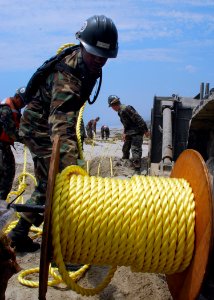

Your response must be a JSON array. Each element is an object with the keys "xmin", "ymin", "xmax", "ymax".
[{"xmin": 5, "ymin": 132, "xmax": 173, "ymax": 300}]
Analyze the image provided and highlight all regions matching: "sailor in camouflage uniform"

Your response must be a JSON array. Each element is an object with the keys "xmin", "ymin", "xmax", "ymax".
[
  {"xmin": 101, "ymin": 125, "xmax": 110, "ymax": 139},
  {"xmin": 108, "ymin": 95, "xmax": 148, "ymax": 174},
  {"xmin": 8, "ymin": 15, "xmax": 118, "ymax": 252},
  {"xmin": 86, "ymin": 117, "xmax": 100, "ymax": 138},
  {"xmin": 0, "ymin": 88, "xmax": 25, "ymax": 200}
]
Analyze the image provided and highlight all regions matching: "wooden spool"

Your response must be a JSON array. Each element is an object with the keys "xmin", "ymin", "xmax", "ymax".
[
  {"xmin": 167, "ymin": 149, "xmax": 213, "ymax": 300},
  {"xmin": 38, "ymin": 137, "xmax": 213, "ymax": 300}
]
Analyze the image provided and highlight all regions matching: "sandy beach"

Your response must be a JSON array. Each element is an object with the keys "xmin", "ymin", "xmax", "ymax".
[{"xmin": 5, "ymin": 130, "xmax": 172, "ymax": 300}]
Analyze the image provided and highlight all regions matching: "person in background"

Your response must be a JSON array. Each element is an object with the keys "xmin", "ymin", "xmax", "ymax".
[
  {"xmin": 86, "ymin": 117, "xmax": 100, "ymax": 139},
  {"xmin": 80, "ymin": 119, "xmax": 87, "ymax": 149},
  {"xmin": 108, "ymin": 95, "xmax": 148, "ymax": 174},
  {"xmin": 8, "ymin": 15, "xmax": 118, "ymax": 252},
  {"xmin": 0, "ymin": 88, "xmax": 26, "ymax": 201},
  {"xmin": 101, "ymin": 125, "xmax": 110, "ymax": 140}
]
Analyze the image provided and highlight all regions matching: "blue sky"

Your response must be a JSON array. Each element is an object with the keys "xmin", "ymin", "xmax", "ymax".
[{"xmin": 0, "ymin": 0, "xmax": 214, "ymax": 128}]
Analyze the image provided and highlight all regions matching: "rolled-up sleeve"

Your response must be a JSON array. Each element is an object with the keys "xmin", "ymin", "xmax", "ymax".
[{"xmin": 48, "ymin": 71, "xmax": 83, "ymax": 167}]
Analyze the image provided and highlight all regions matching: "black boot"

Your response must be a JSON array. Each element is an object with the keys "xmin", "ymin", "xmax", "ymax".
[
  {"xmin": 134, "ymin": 167, "xmax": 141, "ymax": 175},
  {"xmin": 8, "ymin": 218, "xmax": 40, "ymax": 252}
]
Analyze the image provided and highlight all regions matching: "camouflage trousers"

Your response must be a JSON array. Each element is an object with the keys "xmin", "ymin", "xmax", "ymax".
[
  {"xmin": 0, "ymin": 143, "xmax": 15, "ymax": 200},
  {"xmin": 122, "ymin": 134, "xmax": 143, "ymax": 168},
  {"xmin": 21, "ymin": 135, "xmax": 79, "ymax": 226},
  {"xmin": 86, "ymin": 126, "xmax": 93, "ymax": 139},
  {"xmin": 20, "ymin": 136, "xmax": 52, "ymax": 226}
]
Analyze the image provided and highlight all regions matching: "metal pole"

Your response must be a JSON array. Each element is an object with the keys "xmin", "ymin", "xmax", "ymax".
[{"xmin": 162, "ymin": 103, "xmax": 173, "ymax": 165}]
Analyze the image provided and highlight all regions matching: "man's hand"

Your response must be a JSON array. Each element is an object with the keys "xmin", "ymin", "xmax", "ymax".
[{"xmin": 122, "ymin": 133, "xmax": 126, "ymax": 141}]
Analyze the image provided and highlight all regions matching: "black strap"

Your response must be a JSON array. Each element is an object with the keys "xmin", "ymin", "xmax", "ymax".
[
  {"xmin": 55, "ymin": 62, "xmax": 83, "ymax": 79},
  {"xmin": 88, "ymin": 73, "xmax": 102, "ymax": 105}
]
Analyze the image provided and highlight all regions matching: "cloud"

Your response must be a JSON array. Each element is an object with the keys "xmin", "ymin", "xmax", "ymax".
[
  {"xmin": 184, "ymin": 64, "xmax": 197, "ymax": 73},
  {"xmin": 0, "ymin": 0, "xmax": 213, "ymax": 70}
]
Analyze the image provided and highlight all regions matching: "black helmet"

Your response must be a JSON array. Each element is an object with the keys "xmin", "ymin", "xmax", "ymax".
[
  {"xmin": 15, "ymin": 87, "xmax": 26, "ymax": 103},
  {"xmin": 108, "ymin": 95, "xmax": 120, "ymax": 107},
  {"xmin": 76, "ymin": 15, "xmax": 118, "ymax": 58}
]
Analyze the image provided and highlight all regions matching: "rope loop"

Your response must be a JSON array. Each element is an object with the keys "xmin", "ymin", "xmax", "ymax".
[{"xmin": 51, "ymin": 166, "xmax": 195, "ymax": 296}]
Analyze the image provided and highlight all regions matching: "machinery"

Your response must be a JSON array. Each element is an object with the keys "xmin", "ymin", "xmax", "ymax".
[
  {"xmin": 149, "ymin": 82, "xmax": 214, "ymax": 299},
  {"xmin": 149, "ymin": 82, "xmax": 214, "ymax": 180}
]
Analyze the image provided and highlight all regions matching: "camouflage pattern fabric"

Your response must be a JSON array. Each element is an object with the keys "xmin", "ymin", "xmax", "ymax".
[
  {"xmin": 0, "ymin": 104, "xmax": 21, "ymax": 200},
  {"xmin": 118, "ymin": 104, "xmax": 148, "ymax": 169},
  {"xmin": 86, "ymin": 125, "xmax": 93, "ymax": 139},
  {"xmin": 118, "ymin": 105, "xmax": 148, "ymax": 136},
  {"xmin": 19, "ymin": 48, "xmax": 100, "ymax": 225},
  {"xmin": 0, "ymin": 144, "xmax": 15, "ymax": 200},
  {"xmin": 86, "ymin": 119, "xmax": 97, "ymax": 138},
  {"xmin": 122, "ymin": 135, "xmax": 143, "ymax": 168}
]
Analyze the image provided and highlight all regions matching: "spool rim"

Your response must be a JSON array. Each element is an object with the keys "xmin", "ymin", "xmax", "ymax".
[{"xmin": 167, "ymin": 149, "xmax": 213, "ymax": 300}]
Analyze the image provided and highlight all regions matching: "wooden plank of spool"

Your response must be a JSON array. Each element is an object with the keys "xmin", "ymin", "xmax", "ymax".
[
  {"xmin": 167, "ymin": 149, "xmax": 213, "ymax": 300},
  {"xmin": 39, "ymin": 135, "xmax": 60, "ymax": 300}
]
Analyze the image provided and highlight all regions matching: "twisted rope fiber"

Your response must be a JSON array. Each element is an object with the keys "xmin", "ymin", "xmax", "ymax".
[
  {"xmin": 51, "ymin": 165, "xmax": 195, "ymax": 296},
  {"xmin": 18, "ymin": 265, "xmax": 90, "ymax": 288}
]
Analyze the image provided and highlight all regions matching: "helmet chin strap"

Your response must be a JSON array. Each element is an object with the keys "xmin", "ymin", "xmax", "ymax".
[{"xmin": 88, "ymin": 72, "xmax": 102, "ymax": 105}]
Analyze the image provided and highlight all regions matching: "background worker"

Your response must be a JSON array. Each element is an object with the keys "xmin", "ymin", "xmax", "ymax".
[
  {"xmin": 108, "ymin": 95, "xmax": 148, "ymax": 174},
  {"xmin": 101, "ymin": 125, "xmax": 110, "ymax": 139},
  {"xmin": 0, "ymin": 88, "xmax": 26, "ymax": 201},
  {"xmin": 80, "ymin": 119, "xmax": 87, "ymax": 150},
  {"xmin": 86, "ymin": 117, "xmax": 100, "ymax": 139},
  {"xmin": 8, "ymin": 15, "xmax": 118, "ymax": 252}
]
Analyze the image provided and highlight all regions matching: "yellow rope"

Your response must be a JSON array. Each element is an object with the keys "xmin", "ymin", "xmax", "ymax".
[
  {"xmin": 6, "ymin": 145, "xmax": 37, "ymax": 205},
  {"xmin": 56, "ymin": 43, "xmax": 76, "ymax": 54},
  {"xmin": 109, "ymin": 157, "xmax": 114, "ymax": 177},
  {"xmin": 76, "ymin": 103, "xmax": 86, "ymax": 161},
  {"xmin": 51, "ymin": 165, "xmax": 195, "ymax": 296},
  {"xmin": 4, "ymin": 145, "xmax": 37, "ymax": 234},
  {"xmin": 6, "ymin": 145, "xmax": 36, "ymax": 203},
  {"xmin": 18, "ymin": 265, "xmax": 89, "ymax": 288}
]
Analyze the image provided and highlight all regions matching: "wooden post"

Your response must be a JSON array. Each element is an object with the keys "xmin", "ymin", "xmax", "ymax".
[{"xmin": 39, "ymin": 135, "xmax": 60, "ymax": 300}]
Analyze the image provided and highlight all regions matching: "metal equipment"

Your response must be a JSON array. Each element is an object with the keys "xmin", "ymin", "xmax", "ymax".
[{"xmin": 149, "ymin": 82, "xmax": 214, "ymax": 178}]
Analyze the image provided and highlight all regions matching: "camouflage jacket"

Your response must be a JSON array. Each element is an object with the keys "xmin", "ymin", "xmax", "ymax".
[
  {"xmin": 0, "ymin": 103, "xmax": 21, "ymax": 143},
  {"xmin": 118, "ymin": 104, "xmax": 148, "ymax": 136},
  {"xmin": 86, "ymin": 119, "xmax": 98, "ymax": 133},
  {"xmin": 19, "ymin": 47, "xmax": 100, "ymax": 166}
]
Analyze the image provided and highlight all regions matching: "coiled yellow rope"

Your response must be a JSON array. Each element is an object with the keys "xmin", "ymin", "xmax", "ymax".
[
  {"xmin": 51, "ymin": 165, "xmax": 195, "ymax": 296},
  {"xmin": 18, "ymin": 265, "xmax": 89, "ymax": 287},
  {"xmin": 6, "ymin": 145, "xmax": 37, "ymax": 205}
]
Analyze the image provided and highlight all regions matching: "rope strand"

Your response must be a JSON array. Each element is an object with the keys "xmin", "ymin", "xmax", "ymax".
[{"xmin": 51, "ymin": 165, "xmax": 195, "ymax": 296}]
